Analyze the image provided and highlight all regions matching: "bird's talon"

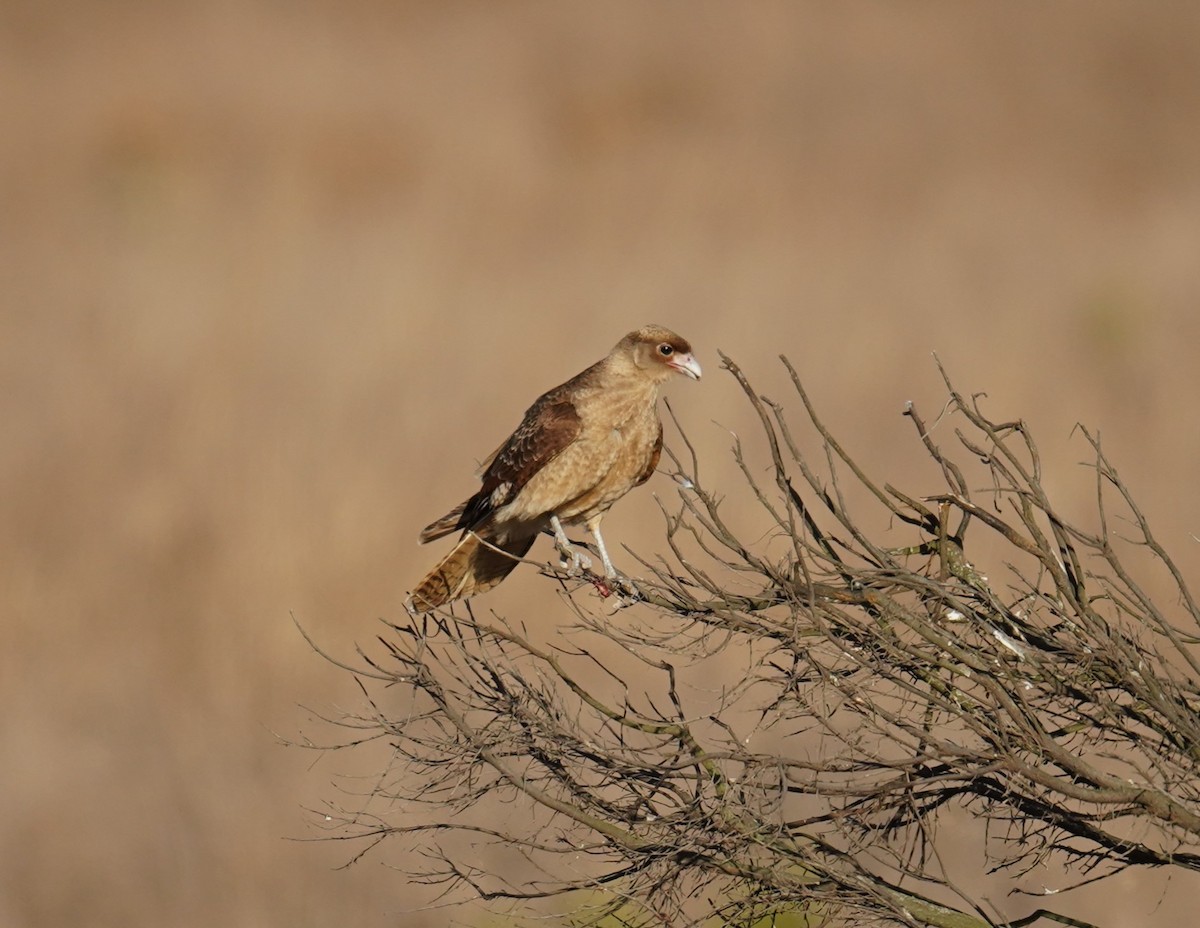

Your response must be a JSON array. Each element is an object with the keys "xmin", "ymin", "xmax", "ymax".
[
  {"xmin": 556, "ymin": 544, "xmax": 592, "ymax": 577},
  {"xmin": 615, "ymin": 576, "xmax": 641, "ymax": 599}
]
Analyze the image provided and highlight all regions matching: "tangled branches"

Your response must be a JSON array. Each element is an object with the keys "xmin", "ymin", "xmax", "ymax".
[{"xmin": 301, "ymin": 355, "xmax": 1200, "ymax": 928}]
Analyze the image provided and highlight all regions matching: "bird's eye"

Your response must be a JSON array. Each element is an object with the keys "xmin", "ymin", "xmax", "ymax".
[{"xmin": 658, "ymin": 344, "xmax": 674, "ymax": 357}]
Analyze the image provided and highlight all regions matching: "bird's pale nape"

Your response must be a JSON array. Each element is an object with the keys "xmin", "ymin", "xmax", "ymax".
[{"xmin": 409, "ymin": 324, "xmax": 700, "ymax": 612}]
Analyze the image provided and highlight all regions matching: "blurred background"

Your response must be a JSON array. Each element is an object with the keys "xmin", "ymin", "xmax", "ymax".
[{"xmin": 3, "ymin": 3, "xmax": 1199, "ymax": 926}]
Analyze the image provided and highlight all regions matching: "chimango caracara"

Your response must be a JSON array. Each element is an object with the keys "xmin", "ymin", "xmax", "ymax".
[{"xmin": 409, "ymin": 325, "xmax": 701, "ymax": 611}]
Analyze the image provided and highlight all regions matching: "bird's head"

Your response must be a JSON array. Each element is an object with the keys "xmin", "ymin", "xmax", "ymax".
[{"xmin": 618, "ymin": 325, "xmax": 702, "ymax": 384}]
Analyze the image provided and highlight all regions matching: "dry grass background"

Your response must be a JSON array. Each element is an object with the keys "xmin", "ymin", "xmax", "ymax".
[{"xmin": 3, "ymin": 3, "xmax": 1200, "ymax": 926}]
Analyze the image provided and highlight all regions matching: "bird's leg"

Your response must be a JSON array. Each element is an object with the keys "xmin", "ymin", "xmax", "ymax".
[
  {"xmin": 550, "ymin": 515, "xmax": 592, "ymax": 576},
  {"xmin": 585, "ymin": 514, "xmax": 617, "ymax": 579},
  {"xmin": 586, "ymin": 515, "xmax": 639, "ymax": 599}
]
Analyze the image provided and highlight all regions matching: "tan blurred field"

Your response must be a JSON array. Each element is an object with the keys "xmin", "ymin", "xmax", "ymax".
[{"xmin": 4, "ymin": 3, "xmax": 1200, "ymax": 926}]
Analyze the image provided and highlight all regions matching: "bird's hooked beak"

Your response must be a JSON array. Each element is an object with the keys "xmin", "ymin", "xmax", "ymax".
[{"xmin": 668, "ymin": 352, "xmax": 702, "ymax": 381}]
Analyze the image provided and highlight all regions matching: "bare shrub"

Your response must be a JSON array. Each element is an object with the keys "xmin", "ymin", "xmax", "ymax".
[{"xmin": 299, "ymin": 355, "xmax": 1200, "ymax": 928}]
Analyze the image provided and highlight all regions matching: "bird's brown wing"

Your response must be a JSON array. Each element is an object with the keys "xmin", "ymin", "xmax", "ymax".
[
  {"xmin": 471, "ymin": 397, "xmax": 582, "ymax": 518},
  {"xmin": 419, "ymin": 395, "xmax": 583, "ymax": 543}
]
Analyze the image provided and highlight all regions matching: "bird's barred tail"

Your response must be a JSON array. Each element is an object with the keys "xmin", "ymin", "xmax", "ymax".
[{"xmin": 408, "ymin": 531, "xmax": 535, "ymax": 612}]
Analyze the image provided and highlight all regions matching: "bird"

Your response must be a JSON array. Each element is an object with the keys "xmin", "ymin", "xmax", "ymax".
[{"xmin": 409, "ymin": 324, "xmax": 701, "ymax": 611}]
